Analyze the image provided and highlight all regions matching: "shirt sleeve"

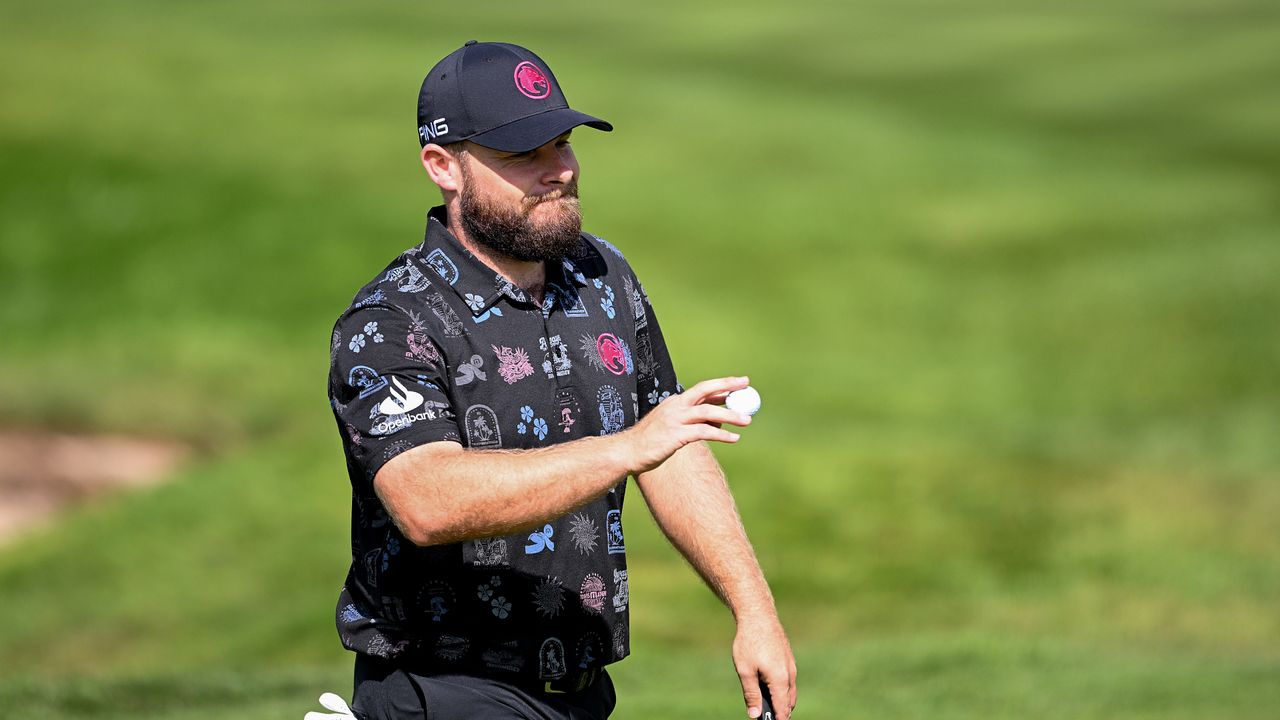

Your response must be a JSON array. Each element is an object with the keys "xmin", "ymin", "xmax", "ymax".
[
  {"xmin": 625, "ymin": 271, "xmax": 684, "ymax": 419},
  {"xmin": 328, "ymin": 301, "xmax": 460, "ymax": 485}
]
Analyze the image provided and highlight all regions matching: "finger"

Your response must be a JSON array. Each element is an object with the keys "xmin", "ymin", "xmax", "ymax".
[
  {"xmin": 690, "ymin": 405, "xmax": 752, "ymax": 427},
  {"xmin": 690, "ymin": 425, "xmax": 740, "ymax": 444},
  {"xmin": 704, "ymin": 389, "xmax": 735, "ymax": 405},
  {"xmin": 789, "ymin": 662, "xmax": 798, "ymax": 711},
  {"xmin": 739, "ymin": 671, "xmax": 763, "ymax": 719},
  {"xmin": 765, "ymin": 676, "xmax": 790, "ymax": 720},
  {"xmin": 683, "ymin": 376, "xmax": 749, "ymax": 404}
]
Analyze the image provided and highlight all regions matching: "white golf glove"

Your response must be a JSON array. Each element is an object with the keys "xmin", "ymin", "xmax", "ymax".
[{"xmin": 304, "ymin": 691, "xmax": 357, "ymax": 720}]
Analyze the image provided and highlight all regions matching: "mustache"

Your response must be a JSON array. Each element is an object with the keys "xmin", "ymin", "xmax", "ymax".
[{"xmin": 523, "ymin": 181, "xmax": 580, "ymax": 209}]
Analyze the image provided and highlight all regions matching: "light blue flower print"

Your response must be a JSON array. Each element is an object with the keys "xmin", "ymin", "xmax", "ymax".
[
  {"xmin": 381, "ymin": 536, "xmax": 400, "ymax": 571},
  {"xmin": 600, "ymin": 284, "xmax": 616, "ymax": 318},
  {"xmin": 473, "ymin": 306, "xmax": 503, "ymax": 324},
  {"xmin": 520, "ymin": 406, "xmax": 534, "ymax": 423},
  {"xmin": 592, "ymin": 278, "xmax": 603, "ymax": 289},
  {"xmin": 469, "ymin": 292, "xmax": 504, "ymax": 323},
  {"xmin": 478, "ymin": 583, "xmax": 494, "ymax": 601},
  {"xmin": 517, "ymin": 422, "xmax": 527, "ymax": 435},
  {"xmin": 533, "ymin": 418, "xmax": 548, "ymax": 440},
  {"xmin": 348, "ymin": 333, "xmax": 366, "ymax": 353},
  {"xmin": 491, "ymin": 596, "xmax": 512, "ymax": 619},
  {"xmin": 648, "ymin": 388, "xmax": 672, "ymax": 405},
  {"xmin": 363, "ymin": 321, "xmax": 384, "ymax": 343}
]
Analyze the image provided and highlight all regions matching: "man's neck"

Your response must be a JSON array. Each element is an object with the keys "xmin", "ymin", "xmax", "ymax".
[{"xmin": 446, "ymin": 215, "xmax": 547, "ymax": 305}]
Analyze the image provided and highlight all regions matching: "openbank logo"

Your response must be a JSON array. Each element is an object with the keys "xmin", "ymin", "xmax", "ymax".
[
  {"xmin": 378, "ymin": 377, "xmax": 424, "ymax": 416},
  {"xmin": 370, "ymin": 377, "xmax": 443, "ymax": 436}
]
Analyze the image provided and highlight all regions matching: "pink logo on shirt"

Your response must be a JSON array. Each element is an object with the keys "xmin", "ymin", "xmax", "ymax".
[{"xmin": 596, "ymin": 333, "xmax": 628, "ymax": 376}]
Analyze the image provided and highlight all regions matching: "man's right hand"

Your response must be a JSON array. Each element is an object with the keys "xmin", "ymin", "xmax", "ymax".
[{"xmin": 621, "ymin": 376, "xmax": 754, "ymax": 475}]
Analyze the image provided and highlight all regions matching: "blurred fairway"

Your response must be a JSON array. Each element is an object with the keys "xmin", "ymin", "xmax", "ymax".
[{"xmin": 2, "ymin": 0, "xmax": 1279, "ymax": 717}]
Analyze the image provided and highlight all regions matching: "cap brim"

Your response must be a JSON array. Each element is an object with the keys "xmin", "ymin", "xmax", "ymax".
[{"xmin": 468, "ymin": 107, "xmax": 612, "ymax": 153}]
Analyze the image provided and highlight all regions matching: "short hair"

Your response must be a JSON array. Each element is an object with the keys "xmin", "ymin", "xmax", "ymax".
[{"xmin": 444, "ymin": 140, "xmax": 472, "ymax": 161}]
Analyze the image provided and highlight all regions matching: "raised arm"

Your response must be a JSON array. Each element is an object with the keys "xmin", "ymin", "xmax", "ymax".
[
  {"xmin": 374, "ymin": 376, "xmax": 752, "ymax": 547},
  {"xmin": 635, "ymin": 441, "xmax": 797, "ymax": 720}
]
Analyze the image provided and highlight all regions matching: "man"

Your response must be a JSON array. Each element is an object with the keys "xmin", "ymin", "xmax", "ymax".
[{"xmin": 326, "ymin": 40, "xmax": 796, "ymax": 719}]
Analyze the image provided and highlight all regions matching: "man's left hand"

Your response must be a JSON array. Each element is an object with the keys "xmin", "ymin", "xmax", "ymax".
[{"xmin": 732, "ymin": 613, "xmax": 797, "ymax": 719}]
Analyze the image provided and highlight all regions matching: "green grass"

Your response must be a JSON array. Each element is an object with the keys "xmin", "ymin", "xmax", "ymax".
[{"xmin": 2, "ymin": 0, "xmax": 1278, "ymax": 717}]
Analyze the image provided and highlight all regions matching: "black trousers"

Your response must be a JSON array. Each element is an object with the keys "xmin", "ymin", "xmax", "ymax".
[{"xmin": 352, "ymin": 655, "xmax": 617, "ymax": 720}]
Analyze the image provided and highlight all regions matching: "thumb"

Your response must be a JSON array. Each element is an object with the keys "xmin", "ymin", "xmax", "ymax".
[{"xmin": 739, "ymin": 671, "xmax": 764, "ymax": 719}]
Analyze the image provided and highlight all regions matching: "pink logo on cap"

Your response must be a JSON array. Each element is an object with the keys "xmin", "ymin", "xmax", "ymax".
[{"xmin": 514, "ymin": 61, "xmax": 551, "ymax": 100}]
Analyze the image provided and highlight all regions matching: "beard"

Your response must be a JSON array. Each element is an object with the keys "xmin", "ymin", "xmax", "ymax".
[{"xmin": 458, "ymin": 163, "xmax": 583, "ymax": 263}]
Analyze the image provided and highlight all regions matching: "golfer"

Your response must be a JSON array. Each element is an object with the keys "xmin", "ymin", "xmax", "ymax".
[{"xmin": 326, "ymin": 40, "xmax": 796, "ymax": 719}]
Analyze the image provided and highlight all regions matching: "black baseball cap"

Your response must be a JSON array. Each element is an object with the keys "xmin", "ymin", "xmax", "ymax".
[{"xmin": 417, "ymin": 41, "xmax": 613, "ymax": 152}]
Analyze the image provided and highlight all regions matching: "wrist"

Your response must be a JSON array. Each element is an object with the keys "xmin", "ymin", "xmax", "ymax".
[
  {"xmin": 729, "ymin": 589, "xmax": 779, "ymax": 627},
  {"xmin": 734, "ymin": 607, "xmax": 781, "ymax": 631},
  {"xmin": 599, "ymin": 430, "xmax": 639, "ymax": 478}
]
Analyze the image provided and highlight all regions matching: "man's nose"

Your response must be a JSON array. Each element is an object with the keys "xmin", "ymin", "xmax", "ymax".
[
  {"xmin": 549, "ymin": 163, "xmax": 574, "ymax": 185},
  {"xmin": 540, "ymin": 147, "xmax": 575, "ymax": 185}
]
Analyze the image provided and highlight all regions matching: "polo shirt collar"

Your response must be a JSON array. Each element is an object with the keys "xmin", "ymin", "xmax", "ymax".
[{"xmin": 417, "ymin": 205, "xmax": 589, "ymax": 317}]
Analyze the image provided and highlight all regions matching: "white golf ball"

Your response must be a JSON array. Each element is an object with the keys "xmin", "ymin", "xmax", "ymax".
[{"xmin": 725, "ymin": 386, "xmax": 761, "ymax": 416}]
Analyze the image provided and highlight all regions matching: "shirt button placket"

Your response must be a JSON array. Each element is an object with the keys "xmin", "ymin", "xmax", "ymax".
[{"xmin": 542, "ymin": 289, "xmax": 581, "ymax": 440}]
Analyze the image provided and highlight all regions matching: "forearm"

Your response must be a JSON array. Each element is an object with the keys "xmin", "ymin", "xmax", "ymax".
[
  {"xmin": 636, "ymin": 441, "xmax": 776, "ymax": 622},
  {"xmin": 376, "ymin": 434, "xmax": 633, "ymax": 547},
  {"xmin": 376, "ymin": 374, "xmax": 754, "ymax": 549}
]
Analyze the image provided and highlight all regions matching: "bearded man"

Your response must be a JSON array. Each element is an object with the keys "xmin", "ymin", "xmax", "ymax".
[{"xmin": 326, "ymin": 40, "xmax": 796, "ymax": 720}]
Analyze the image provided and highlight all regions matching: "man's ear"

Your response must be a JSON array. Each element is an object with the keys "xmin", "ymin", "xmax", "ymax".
[{"xmin": 421, "ymin": 143, "xmax": 461, "ymax": 193}]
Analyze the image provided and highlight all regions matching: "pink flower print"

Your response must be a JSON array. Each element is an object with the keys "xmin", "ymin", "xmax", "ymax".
[
  {"xmin": 406, "ymin": 333, "xmax": 440, "ymax": 364},
  {"xmin": 405, "ymin": 311, "xmax": 440, "ymax": 365},
  {"xmin": 492, "ymin": 344, "xmax": 534, "ymax": 385}
]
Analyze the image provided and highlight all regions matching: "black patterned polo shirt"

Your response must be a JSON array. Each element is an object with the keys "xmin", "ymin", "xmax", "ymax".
[{"xmin": 327, "ymin": 205, "xmax": 682, "ymax": 682}]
